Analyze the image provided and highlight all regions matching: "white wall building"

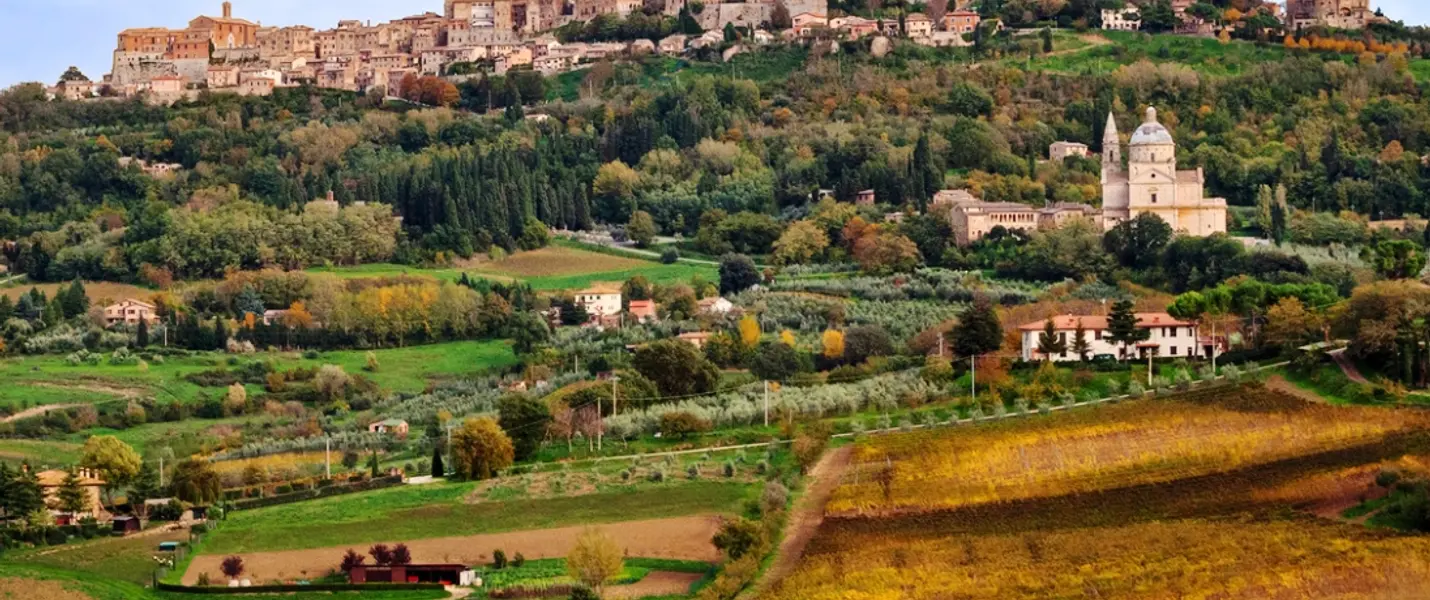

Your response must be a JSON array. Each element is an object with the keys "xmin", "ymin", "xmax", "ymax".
[
  {"xmin": 575, "ymin": 288, "xmax": 622, "ymax": 317},
  {"xmin": 1102, "ymin": 4, "xmax": 1142, "ymax": 30},
  {"xmin": 1019, "ymin": 313, "xmax": 1205, "ymax": 362}
]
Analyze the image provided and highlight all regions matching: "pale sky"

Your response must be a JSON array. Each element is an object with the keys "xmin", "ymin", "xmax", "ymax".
[{"xmin": 0, "ymin": 0, "xmax": 1427, "ymax": 87}]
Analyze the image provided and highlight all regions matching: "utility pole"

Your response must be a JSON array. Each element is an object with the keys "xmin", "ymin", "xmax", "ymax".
[
  {"xmin": 446, "ymin": 424, "xmax": 454, "ymax": 477},
  {"xmin": 611, "ymin": 375, "xmax": 619, "ymax": 417},
  {"xmin": 158, "ymin": 456, "xmax": 164, "ymax": 488},
  {"xmin": 596, "ymin": 393, "xmax": 603, "ymax": 452},
  {"xmin": 1147, "ymin": 349, "xmax": 1154, "ymax": 388},
  {"xmin": 324, "ymin": 437, "xmax": 331, "ymax": 480},
  {"xmin": 938, "ymin": 332, "xmax": 945, "ymax": 359},
  {"xmin": 763, "ymin": 380, "xmax": 770, "ymax": 427},
  {"xmin": 970, "ymin": 355, "xmax": 977, "ymax": 402}
]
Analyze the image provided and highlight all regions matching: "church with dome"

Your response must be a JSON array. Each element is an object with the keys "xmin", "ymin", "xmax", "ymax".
[
  {"xmin": 944, "ymin": 106, "xmax": 1226, "ymax": 246},
  {"xmin": 1100, "ymin": 107, "xmax": 1227, "ymax": 235}
]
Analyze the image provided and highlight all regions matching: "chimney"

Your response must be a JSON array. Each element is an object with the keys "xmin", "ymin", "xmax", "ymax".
[
  {"xmin": 326, "ymin": 189, "xmax": 335, "ymax": 203},
  {"xmin": 223, "ymin": 1, "xmax": 233, "ymax": 18}
]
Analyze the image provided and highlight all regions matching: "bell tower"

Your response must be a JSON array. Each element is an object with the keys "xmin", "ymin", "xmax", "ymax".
[{"xmin": 1101, "ymin": 112, "xmax": 1121, "ymax": 184}]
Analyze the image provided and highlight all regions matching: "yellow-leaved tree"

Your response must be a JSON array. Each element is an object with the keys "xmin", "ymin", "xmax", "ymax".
[
  {"xmin": 780, "ymin": 330, "xmax": 797, "ymax": 346},
  {"xmin": 567, "ymin": 528, "xmax": 624, "ymax": 595},
  {"xmin": 739, "ymin": 315, "xmax": 761, "ymax": 348},
  {"xmin": 821, "ymin": 329, "xmax": 845, "ymax": 360}
]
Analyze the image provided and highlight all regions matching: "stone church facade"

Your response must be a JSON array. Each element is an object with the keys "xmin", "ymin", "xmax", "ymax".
[{"xmin": 1100, "ymin": 107, "xmax": 1226, "ymax": 236}]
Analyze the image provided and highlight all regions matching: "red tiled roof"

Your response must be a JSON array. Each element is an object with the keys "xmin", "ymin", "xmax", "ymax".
[{"xmin": 1017, "ymin": 312, "xmax": 1192, "ymax": 331}]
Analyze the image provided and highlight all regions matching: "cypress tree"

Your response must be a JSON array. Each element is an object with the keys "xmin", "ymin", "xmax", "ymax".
[
  {"xmin": 136, "ymin": 318, "xmax": 150, "ymax": 348},
  {"xmin": 431, "ymin": 444, "xmax": 445, "ymax": 478}
]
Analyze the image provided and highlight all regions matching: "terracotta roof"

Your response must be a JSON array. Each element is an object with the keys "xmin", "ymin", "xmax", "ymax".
[
  {"xmin": 36, "ymin": 470, "xmax": 105, "ymax": 487},
  {"xmin": 1018, "ymin": 315, "xmax": 1109, "ymax": 331},
  {"xmin": 1018, "ymin": 312, "xmax": 1192, "ymax": 332},
  {"xmin": 628, "ymin": 300, "xmax": 656, "ymax": 313},
  {"xmin": 678, "ymin": 331, "xmax": 712, "ymax": 340}
]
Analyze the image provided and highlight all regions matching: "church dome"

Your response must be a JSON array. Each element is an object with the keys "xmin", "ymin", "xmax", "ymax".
[{"xmin": 1129, "ymin": 106, "xmax": 1173, "ymax": 146}]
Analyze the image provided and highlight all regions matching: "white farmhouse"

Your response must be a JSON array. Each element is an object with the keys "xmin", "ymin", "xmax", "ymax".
[
  {"xmin": 575, "ymin": 286, "xmax": 623, "ymax": 318},
  {"xmin": 1019, "ymin": 313, "xmax": 1206, "ymax": 362}
]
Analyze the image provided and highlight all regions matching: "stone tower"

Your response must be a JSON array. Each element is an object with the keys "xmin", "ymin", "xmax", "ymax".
[{"xmin": 1101, "ymin": 112, "xmax": 1121, "ymax": 184}]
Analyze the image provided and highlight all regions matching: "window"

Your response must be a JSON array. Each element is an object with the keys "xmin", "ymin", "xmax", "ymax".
[
  {"xmin": 1169, "ymin": 328, "xmax": 1177, "ymax": 338},
  {"xmin": 1151, "ymin": 193, "xmax": 1158, "ymax": 203},
  {"xmin": 1170, "ymin": 346, "xmax": 1177, "ymax": 355},
  {"xmin": 1094, "ymin": 330, "xmax": 1102, "ymax": 341},
  {"xmin": 1188, "ymin": 346, "xmax": 1195, "ymax": 357}
]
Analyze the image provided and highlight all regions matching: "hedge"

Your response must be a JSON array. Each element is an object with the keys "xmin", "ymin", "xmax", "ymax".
[
  {"xmin": 155, "ymin": 582, "xmax": 443, "ymax": 594},
  {"xmin": 230, "ymin": 475, "xmax": 404, "ymax": 511}
]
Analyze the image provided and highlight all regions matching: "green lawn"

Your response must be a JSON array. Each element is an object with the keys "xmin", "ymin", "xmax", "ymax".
[
  {"xmin": 9, "ymin": 527, "xmax": 188, "ymax": 585},
  {"xmin": 311, "ymin": 245, "xmax": 716, "ymax": 292},
  {"xmin": 0, "ymin": 438, "xmax": 81, "ymax": 466},
  {"xmin": 202, "ymin": 480, "xmax": 756, "ymax": 554},
  {"xmin": 0, "ymin": 340, "xmax": 517, "ymax": 409}
]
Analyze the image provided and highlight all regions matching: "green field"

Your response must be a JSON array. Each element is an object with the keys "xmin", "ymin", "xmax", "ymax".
[
  {"xmin": 311, "ymin": 244, "xmax": 716, "ymax": 292},
  {"xmin": 0, "ymin": 339, "xmax": 518, "ymax": 409},
  {"xmin": 202, "ymin": 480, "xmax": 756, "ymax": 554},
  {"xmin": 9, "ymin": 528, "xmax": 188, "ymax": 585},
  {"xmin": 0, "ymin": 438, "xmax": 81, "ymax": 465}
]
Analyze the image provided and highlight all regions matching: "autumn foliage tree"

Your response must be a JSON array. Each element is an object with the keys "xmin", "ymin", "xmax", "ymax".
[{"xmin": 451, "ymin": 417, "xmax": 515, "ymax": 480}]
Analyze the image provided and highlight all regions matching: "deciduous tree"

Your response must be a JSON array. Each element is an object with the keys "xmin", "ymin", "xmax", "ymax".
[{"xmin": 450, "ymin": 417, "xmax": 515, "ymax": 480}]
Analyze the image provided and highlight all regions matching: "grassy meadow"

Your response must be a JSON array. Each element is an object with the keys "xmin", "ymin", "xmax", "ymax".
[
  {"xmin": 202, "ymin": 480, "xmax": 757, "ymax": 554},
  {"xmin": 766, "ymin": 385, "xmax": 1430, "ymax": 600},
  {"xmin": 310, "ymin": 244, "xmax": 715, "ymax": 292},
  {"xmin": 0, "ymin": 563, "xmax": 450, "ymax": 600}
]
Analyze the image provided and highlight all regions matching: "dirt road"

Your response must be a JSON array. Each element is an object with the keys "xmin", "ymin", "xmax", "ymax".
[
  {"xmin": 742, "ymin": 447, "xmax": 852, "ymax": 599},
  {"xmin": 183, "ymin": 515, "xmax": 723, "ymax": 585}
]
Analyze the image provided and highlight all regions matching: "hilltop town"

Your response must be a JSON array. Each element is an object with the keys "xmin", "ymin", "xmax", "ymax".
[{"xmin": 43, "ymin": 0, "xmax": 1388, "ymax": 103}]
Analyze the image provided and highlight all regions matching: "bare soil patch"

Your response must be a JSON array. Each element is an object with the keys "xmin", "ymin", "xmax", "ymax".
[
  {"xmin": 184, "ymin": 515, "xmax": 723, "ymax": 584},
  {"xmin": 481, "ymin": 247, "xmax": 646, "ymax": 277},
  {"xmin": 1, "ymin": 403, "xmax": 85, "ymax": 423},
  {"xmin": 608, "ymin": 571, "xmax": 704, "ymax": 599},
  {"xmin": 0, "ymin": 577, "xmax": 92, "ymax": 599}
]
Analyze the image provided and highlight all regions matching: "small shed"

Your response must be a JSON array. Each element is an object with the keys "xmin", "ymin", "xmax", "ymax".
[
  {"xmin": 349, "ymin": 564, "xmax": 475, "ymax": 586},
  {"xmin": 158, "ymin": 541, "xmax": 181, "ymax": 552},
  {"xmin": 112, "ymin": 516, "xmax": 141, "ymax": 535}
]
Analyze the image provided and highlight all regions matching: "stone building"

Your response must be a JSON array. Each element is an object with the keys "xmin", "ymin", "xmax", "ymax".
[
  {"xmin": 1100, "ymin": 107, "xmax": 1226, "ymax": 235},
  {"xmin": 1102, "ymin": 4, "xmax": 1141, "ymax": 30},
  {"xmin": 1286, "ymin": 0, "xmax": 1376, "ymax": 29}
]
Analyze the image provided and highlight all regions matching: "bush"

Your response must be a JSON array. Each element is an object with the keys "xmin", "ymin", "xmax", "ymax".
[
  {"xmin": 1377, "ymin": 469, "xmax": 1402, "ymax": 488},
  {"xmin": 660, "ymin": 248, "xmax": 680, "ymax": 264},
  {"xmin": 512, "ymin": 552, "xmax": 526, "ymax": 568},
  {"xmin": 687, "ymin": 464, "xmax": 700, "ymax": 479},
  {"xmin": 303, "ymin": 350, "xmax": 321, "ymax": 360},
  {"xmin": 649, "ymin": 468, "xmax": 665, "ymax": 482},
  {"xmin": 493, "ymin": 549, "xmax": 508, "ymax": 569}
]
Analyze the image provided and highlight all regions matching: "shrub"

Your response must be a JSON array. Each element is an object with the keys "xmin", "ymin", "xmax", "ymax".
[
  {"xmin": 303, "ymin": 350, "xmax": 320, "ymax": 360},
  {"xmin": 649, "ymin": 468, "xmax": 665, "ymax": 482},
  {"xmin": 723, "ymin": 461, "xmax": 735, "ymax": 477},
  {"xmin": 197, "ymin": 573, "xmax": 211, "ymax": 586},
  {"xmin": 493, "ymin": 549, "xmax": 507, "ymax": 569},
  {"xmin": 660, "ymin": 248, "xmax": 680, "ymax": 264},
  {"xmin": 513, "ymin": 552, "xmax": 526, "ymax": 568},
  {"xmin": 1377, "ymin": 469, "xmax": 1402, "ymax": 488},
  {"xmin": 687, "ymin": 464, "xmax": 700, "ymax": 479}
]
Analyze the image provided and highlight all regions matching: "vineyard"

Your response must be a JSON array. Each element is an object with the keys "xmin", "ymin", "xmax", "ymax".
[
  {"xmin": 765, "ymin": 386, "xmax": 1430, "ymax": 600},
  {"xmin": 773, "ymin": 518, "xmax": 1430, "ymax": 600},
  {"xmin": 827, "ymin": 387, "xmax": 1428, "ymax": 514}
]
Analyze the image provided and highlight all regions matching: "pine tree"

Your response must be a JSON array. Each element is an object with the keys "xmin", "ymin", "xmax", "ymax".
[
  {"xmin": 61, "ymin": 280, "xmax": 88, "ymax": 318},
  {"xmin": 214, "ymin": 317, "xmax": 229, "ymax": 351},
  {"xmin": 431, "ymin": 444, "xmax": 445, "ymax": 478},
  {"xmin": 56, "ymin": 468, "xmax": 88, "ymax": 519},
  {"xmin": 136, "ymin": 319, "xmax": 150, "ymax": 348},
  {"xmin": 10, "ymin": 463, "xmax": 45, "ymax": 517},
  {"xmin": 1072, "ymin": 321, "xmax": 1091, "ymax": 361},
  {"xmin": 235, "ymin": 285, "xmax": 265, "ymax": 319},
  {"xmin": 369, "ymin": 450, "xmax": 381, "ymax": 478},
  {"xmin": 43, "ymin": 297, "xmax": 65, "ymax": 326},
  {"xmin": 0, "ymin": 463, "xmax": 13, "ymax": 518},
  {"xmin": 130, "ymin": 461, "xmax": 161, "ymax": 517},
  {"xmin": 0, "ymin": 295, "xmax": 12, "ymax": 322},
  {"xmin": 1036, "ymin": 320, "xmax": 1067, "ymax": 361},
  {"xmin": 952, "ymin": 296, "xmax": 1003, "ymax": 358},
  {"xmin": 1106, "ymin": 300, "xmax": 1149, "ymax": 360}
]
